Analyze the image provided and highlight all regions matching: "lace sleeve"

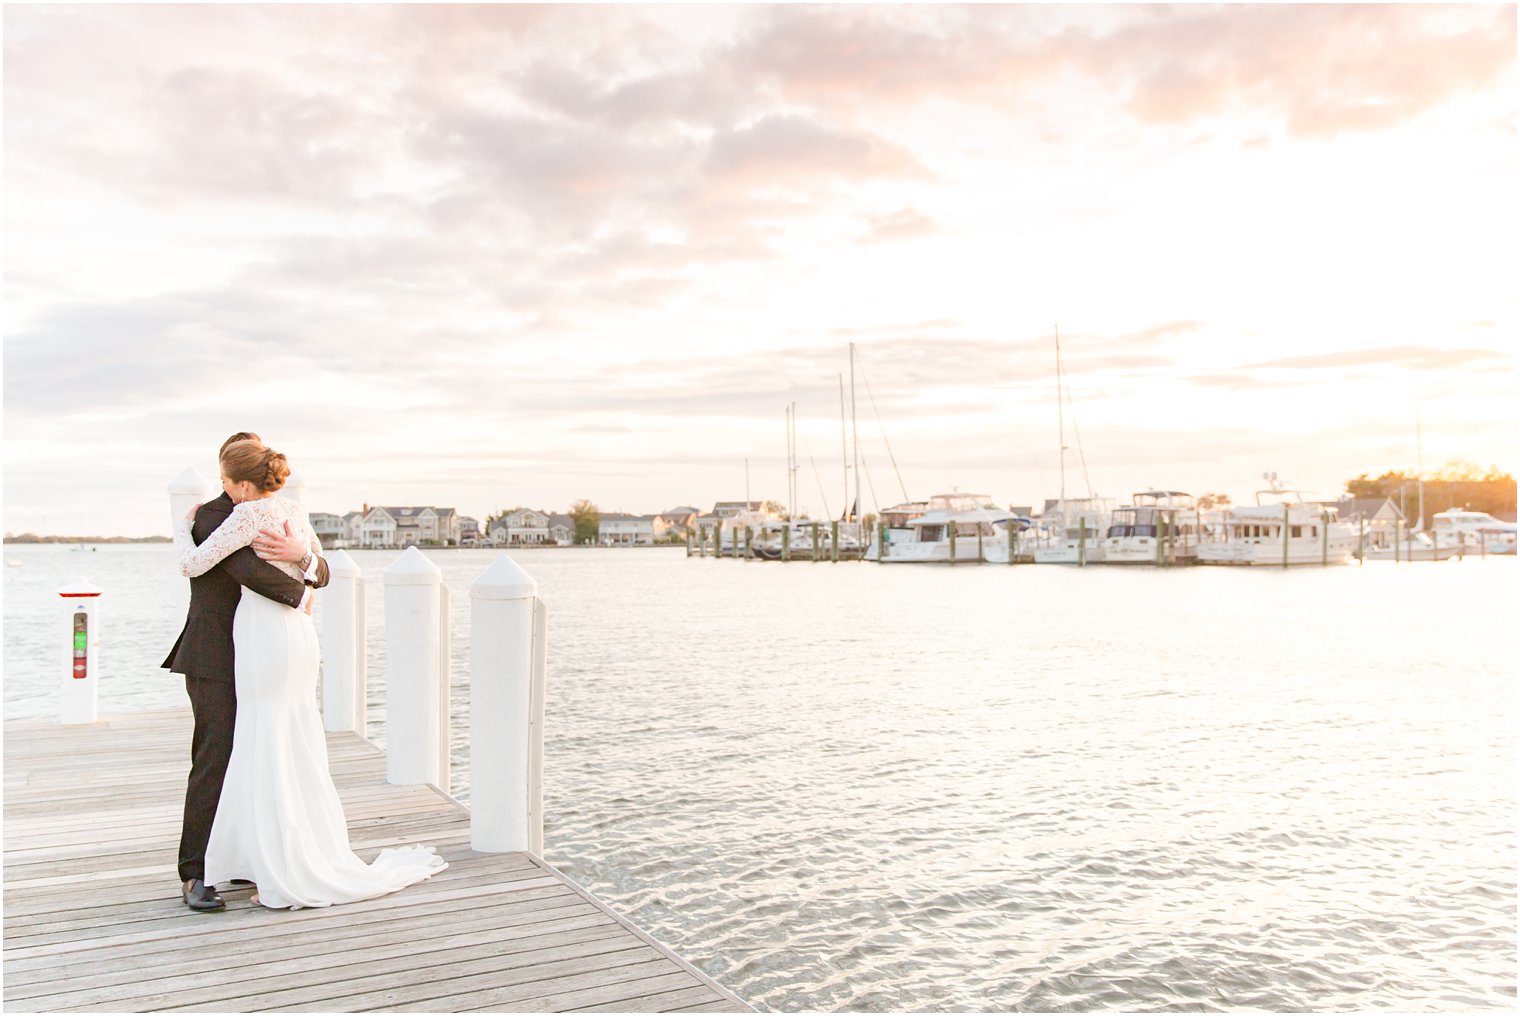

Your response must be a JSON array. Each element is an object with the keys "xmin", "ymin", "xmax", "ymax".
[{"xmin": 175, "ymin": 501, "xmax": 264, "ymax": 578}]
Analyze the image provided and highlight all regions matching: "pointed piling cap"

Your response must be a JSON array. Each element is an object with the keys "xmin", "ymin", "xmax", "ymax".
[
  {"xmin": 58, "ymin": 579, "xmax": 104, "ymax": 598},
  {"xmin": 168, "ymin": 467, "xmax": 211, "ymax": 496},
  {"xmin": 383, "ymin": 545, "xmax": 442, "ymax": 585},
  {"xmin": 326, "ymin": 548, "xmax": 361, "ymax": 578},
  {"xmin": 471, "ymin": 554, "xmax": 537, "ymax": 601}
]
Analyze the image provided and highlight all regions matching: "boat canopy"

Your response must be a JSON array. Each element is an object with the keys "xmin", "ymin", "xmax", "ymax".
[{"xmin": 910, "ymin": 506, "xmax": 1016, "ymax": 527}]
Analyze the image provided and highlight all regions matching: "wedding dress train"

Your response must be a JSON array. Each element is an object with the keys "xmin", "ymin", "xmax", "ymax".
[{"xmin": 176, "ymin": 493, "xmax": 446, "ymax": 909}]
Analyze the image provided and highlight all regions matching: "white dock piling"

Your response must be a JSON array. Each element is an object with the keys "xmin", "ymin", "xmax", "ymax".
[
  {"xmin": 468, "ymin": 554, "xmax": 543, "ymax": 853},
  {"xmin": 384, "ymin": 547, "xmax": 444, "ymax": 787},
  {"xmin": 320, "ymin": 550, "xmax": 367, "ymax": 735}
]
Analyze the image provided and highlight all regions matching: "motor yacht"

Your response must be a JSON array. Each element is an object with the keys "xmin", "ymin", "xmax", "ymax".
[
  {"xmin": 1196, "ymin": 482, "xmax": 1358, "ymax": 566},
  {"xmin": 1429, "ymin": 508, "xmax": 1516, "ymax": 555},
  {"xmin": 1029, "ymin": 497, "xmax": 1117, "ymax": 564},
  {"xmin": 876, "ymin": 493, "xmax": 1006, "ymax": 563},
  {"xmin": 1102, "ymin": 491, "xmax": 1202, "ymax": 564}
]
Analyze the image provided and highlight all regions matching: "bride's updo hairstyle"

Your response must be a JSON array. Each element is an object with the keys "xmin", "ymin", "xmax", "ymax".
[{"xmin": 220, "ymin": 439, "xmax": 291, "ymax": 493}]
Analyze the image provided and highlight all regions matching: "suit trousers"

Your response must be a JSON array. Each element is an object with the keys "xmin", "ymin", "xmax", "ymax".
[{"xmin": 178, "ymin": 675, "xmax": 237, "ymax": 883}]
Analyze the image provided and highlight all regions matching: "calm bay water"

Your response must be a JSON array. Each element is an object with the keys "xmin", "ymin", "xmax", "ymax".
[{"xmin": 5, "ymin": 544, "xmax": 1516, "ymax": 1011}]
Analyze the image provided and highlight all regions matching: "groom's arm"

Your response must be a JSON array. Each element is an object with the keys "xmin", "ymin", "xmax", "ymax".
[{"xmin": 193, "ymin": 502, "xmax": 308, "ymax": 610}]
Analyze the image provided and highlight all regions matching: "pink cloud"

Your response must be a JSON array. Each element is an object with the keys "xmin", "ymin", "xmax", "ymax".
[
  {"xmin": 1243, "ymin": 346, "xmax": 1510, "ymax": 371},
  {"xmin": 705, "ymin": 115, "xmax": 930, "ymax": 189},
  {"xmin": 856, "ymin": 207, "xmax": 940, "ymax": 244}
]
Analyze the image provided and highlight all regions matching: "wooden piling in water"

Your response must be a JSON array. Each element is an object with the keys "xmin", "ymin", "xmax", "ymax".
[
  {"xmin": 831, "ymin": 521, "xmax": 839, "ymax": 563},
  {"xmin": 1283, "ymin": 504, "xmax": 1290, "ymax": 569}
]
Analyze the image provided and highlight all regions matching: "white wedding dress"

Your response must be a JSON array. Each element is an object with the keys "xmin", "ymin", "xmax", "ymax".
[{"xmin": 175, "ymin": 493, "xmax": 446, "ymax": 909}]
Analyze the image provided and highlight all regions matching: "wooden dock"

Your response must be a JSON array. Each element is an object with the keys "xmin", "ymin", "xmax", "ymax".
[{"xmin": 3, "ymin": 710, "xmax": 752, "ymax": 1013}]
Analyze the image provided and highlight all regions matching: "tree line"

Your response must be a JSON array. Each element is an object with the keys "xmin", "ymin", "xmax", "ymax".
[{"xmin": 1345, "ymin": 461, "xmax": 1516, "ymax": 528}]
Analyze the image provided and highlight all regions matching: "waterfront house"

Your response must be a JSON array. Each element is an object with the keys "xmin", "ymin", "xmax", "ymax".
[
  {"xmin": 432, "ymin": 507, "xmax": 460, "ymax": 544},
  {"xmin": 489, "ymin": 508, "xmax": 552, "ymax": 545},
  {"xmin": 694, "ymin": 500, "xmax": 780, "ymax": 536},
  {"xmin": 459, "ymin": 516, "xmax": 481, "ymax": 544},
  {"xmin": 599, "ymin": 512, "xmax": 668, "ymax": 545},
  {"xmin": 309, "ymin": 512, "xmax": 345, "ymax": 549},
  {"xmin": 659, "ymin": 508, "xmax": 698, "ymax": 536},
  {"xmin": 360, "ymin": 507, "xmax": 398, "ymax": 547},
  {"xmin": 1332, "ymin": 496, "xmax": 1405, "ymax": 548},
  {"xmin": 547, "ymin": 513, "xmax": 575, "ymax": 546},
  {"xmin": 357, "ymin": 506, "xmax": 459, "ymax": 547},
  {"xmin": 342, "ymin": 510, "xmax": 365, "ymax": 545}
]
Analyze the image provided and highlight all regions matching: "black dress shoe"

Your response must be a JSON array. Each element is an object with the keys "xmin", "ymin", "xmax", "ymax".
[
  {"xmin": 223, "ymin": 879, "xmax": 256, "ymax": 889},
  {"xmin": 183, "ymin": 878, "xmax": 225, "ymax": 912}
]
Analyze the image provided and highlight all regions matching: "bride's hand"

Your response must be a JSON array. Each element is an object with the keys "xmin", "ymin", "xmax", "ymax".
[
  {"xmin": 184, "ymin": 503, "xmax": 202, "ymax": 522},
  {"xmin": 255, "ymin": 522, "xmax": 308, "ymax": 563},
  {"xmin": 304, "ymin": 597, "xmax": 314, "ymax": 616}
]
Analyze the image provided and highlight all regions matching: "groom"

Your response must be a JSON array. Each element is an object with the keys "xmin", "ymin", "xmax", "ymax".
[{"xmin": 162, "ymin": 431, "xmax": 331, "ymax": 911}]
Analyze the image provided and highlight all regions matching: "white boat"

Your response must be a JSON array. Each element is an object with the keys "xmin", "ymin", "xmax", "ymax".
[
  {"xmin": 1102, "ymin": 490, "xmax": 1203, "ymax": 564},
  {"xmin": 1027, "ymin": 326, "xmax": 1112, "ymax": 564},
  {"xmin": 1358, "ymin": 529, "xmax": 1461, "ymax": 562},
  {"xmin": 877, "ymin": 493, "xmax": 1005, "ymax": 563},
  {"xmin": 1029, "ymin": 497, "xmax": 1117, "ymax": 564},
  {"xmin": 1196, "ymin": 480, "xmax": 1358, "ymax": 566},
  {"xmin": 864, "ymin": 500, "xmax": 928, "ymax": 561},
  {"xmin": 1429, "ymin": 508, "xmax": 1516, "ymax": 555},
  {"xmin": 753, "ymin": 519, "xmax": 864, "ymax": 559},
  {"xmin": 979, "ymin": 515, "xmax": 1036, "ymax": 563}
]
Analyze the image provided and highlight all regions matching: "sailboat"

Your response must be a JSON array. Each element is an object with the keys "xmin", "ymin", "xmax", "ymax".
[
  {"xmin": 1358, "ymin": 413, "xmax": 1459, "ymax": 561},
  {"xmin": 1031, "ymin": 326, "xmax": 1114, "ymax": 564}
]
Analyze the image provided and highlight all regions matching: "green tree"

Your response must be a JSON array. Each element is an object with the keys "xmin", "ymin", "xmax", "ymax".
[
  {"xmin": 569, "ymin": 499, "xmax": 600, "ymax": 545},
  {"xmin": 1343, "ymin": 465, "xmax": 1516, "ymax": 529}
]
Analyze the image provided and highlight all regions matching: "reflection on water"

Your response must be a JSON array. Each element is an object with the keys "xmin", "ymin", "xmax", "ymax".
[{"xmin": 5, "ymin": 546, "xmax": 1516, "ymax": 1010}]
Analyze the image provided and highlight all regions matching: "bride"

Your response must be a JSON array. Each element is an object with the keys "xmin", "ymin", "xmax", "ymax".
[{"xmin": 175, "ymin": 439, "xmax": 446, "ymax": 909}]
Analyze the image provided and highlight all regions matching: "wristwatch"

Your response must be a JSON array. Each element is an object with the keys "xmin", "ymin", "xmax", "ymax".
[{"xmin": 299, "ymin": 553, "xmax": 313, "ymax": 572}]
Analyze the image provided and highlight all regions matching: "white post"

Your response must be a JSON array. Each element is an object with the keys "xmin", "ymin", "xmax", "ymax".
[
  {"xmin": 320, "ymin": 550, "xmax": 366, "ymax": 735},
  {"xmin": 58, "ymin": 581, "xmax": 104, "ymax": 724},
  {"xmin": 469, "ymin": 555, "xmax": 540, "ymax": 853},
  {"xmin": 437, "ymin": 582, "xmax": 452, "ymax": 796},
  {"xmin": 384, "ymin": 547, "xmax": 442, "ymax": 787},
  {"xmin": 283, "ymin": 472, "xmax": 306, "ymax": 508},
  {"xmin": 167, "ymin": 468, "xmax": 213, "ymax": 616}
]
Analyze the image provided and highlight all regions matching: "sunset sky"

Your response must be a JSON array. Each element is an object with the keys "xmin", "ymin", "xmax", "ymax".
[{"xmin": 4, "ymin": 4, "xmax": 1516, "ymax": 536}]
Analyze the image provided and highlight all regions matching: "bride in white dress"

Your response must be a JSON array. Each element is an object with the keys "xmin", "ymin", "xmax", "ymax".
[{"xmin": 175, "ymin": 440, "xmax": 445, "ymax": 909}]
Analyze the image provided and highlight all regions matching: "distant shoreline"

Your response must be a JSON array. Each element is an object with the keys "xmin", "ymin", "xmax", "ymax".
[
  {"xmin": 2, "ymin": 535, "xmax": 685, "ymax": 549},
  {"xmin": 4, "ymin": 534, "xmax": 172, "ymax": 544}
]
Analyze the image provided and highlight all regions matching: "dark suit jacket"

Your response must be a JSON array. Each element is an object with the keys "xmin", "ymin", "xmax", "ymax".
[{"xmin": 162, "ymin": 491, "xmax": 332, "ymax": 682}]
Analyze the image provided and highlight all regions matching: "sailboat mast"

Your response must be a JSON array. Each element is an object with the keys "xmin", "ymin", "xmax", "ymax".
[
  {"xmin": 838, "ymin": 373, "xmax": 848, "ymax": 520},
  {"xmin": 786, "ymin": 402, "xmax": 797, "ymax": 519},
  {"xmin": 1416, "ymin": 410, "xmax": 1425, "ymax": 532},
  {"xmin": 1055, "ymin": 324, "xmax": 1066, "ymax": 507},
  {"xmin": 850, "ymin": 343, "xmax": 860, "ymax": 522}
]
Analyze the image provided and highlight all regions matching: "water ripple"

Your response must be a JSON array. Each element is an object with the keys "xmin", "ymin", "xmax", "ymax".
[{"xmin": 5, "ymin": 547, "xmax": 1516, "ymax": 1011}]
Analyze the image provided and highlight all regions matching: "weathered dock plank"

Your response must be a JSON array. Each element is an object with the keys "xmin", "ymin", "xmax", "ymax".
[{"xmin": 3, "ymin": 712, "xmax": 751, "ymax": 1013}]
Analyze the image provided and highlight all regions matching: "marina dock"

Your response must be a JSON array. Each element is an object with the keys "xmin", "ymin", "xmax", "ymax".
[{"xmin": 2, "ymin": 710, "xmax": 751, "ymax": 1013}]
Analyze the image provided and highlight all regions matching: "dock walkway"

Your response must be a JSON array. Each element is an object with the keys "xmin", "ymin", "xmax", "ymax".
[{"xmin": 3, "ymin": 710, "xmax": 751, "ymax": 1013}]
